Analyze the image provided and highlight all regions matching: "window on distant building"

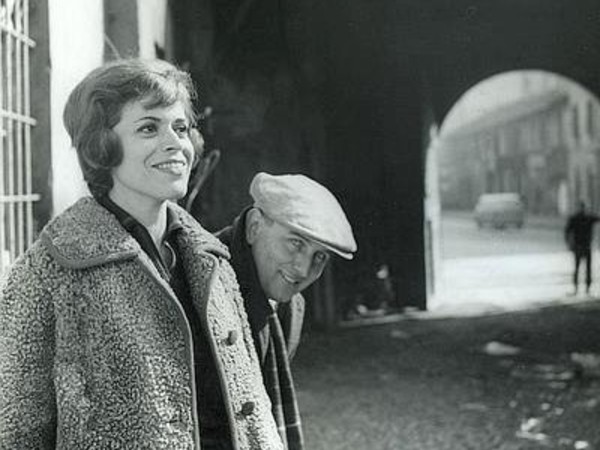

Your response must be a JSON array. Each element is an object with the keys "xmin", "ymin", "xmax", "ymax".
[
  {"xmin": 588, "ymin": 168, "xmax": 596, "ymax": 210},
  {"xmin": 575, "ymin": 169, "xmax": 582, "ymax": 204},
  {"xmin": 547, "ymin": 113, "xmax": 559, "ymax": 147},
  {"xmin": 572, "ymin": 105, "xmax": 580, "ymax": 143},
  {"xmin": 587, "ymin": 100, "xmax": 596, "ymax": 138}
]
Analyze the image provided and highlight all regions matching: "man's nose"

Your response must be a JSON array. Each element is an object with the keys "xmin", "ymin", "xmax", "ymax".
[{"xmin": 292, "ymin": 253, "xmax": 312, "ymax": 278}]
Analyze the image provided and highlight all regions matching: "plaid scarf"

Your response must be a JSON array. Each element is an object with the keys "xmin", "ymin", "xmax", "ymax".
[{"xmin": 264, "ymin": 311, "xmax": 305, "ymax": 450}]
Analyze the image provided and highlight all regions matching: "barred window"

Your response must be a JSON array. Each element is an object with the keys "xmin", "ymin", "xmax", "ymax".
[{"xmin": 1, "ymin": 0, "xmax": 39, "ymax": 274}]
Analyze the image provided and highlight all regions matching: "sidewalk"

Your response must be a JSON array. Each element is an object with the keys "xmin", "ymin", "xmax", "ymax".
[
  {"xmin": 525, "ymin": 213, "xmax": 566, "ymax": 230},
  {"xmin": 431, "ymin": 251, "xmax": 576, "ymax": 316}
]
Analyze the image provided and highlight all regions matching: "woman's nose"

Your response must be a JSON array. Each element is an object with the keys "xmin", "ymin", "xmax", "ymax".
[{"xmin": 162, "ymin": 127, "xmax": 184, "ymax": 150}]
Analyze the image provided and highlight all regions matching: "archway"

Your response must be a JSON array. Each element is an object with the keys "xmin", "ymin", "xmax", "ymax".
[{"xmin": 427, "ymin": 70, "xmax": 600, "ymax": 314}]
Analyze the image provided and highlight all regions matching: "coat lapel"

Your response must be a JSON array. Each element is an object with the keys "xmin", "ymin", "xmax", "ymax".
[{"xmin": 41, "ymin": 197, "xmax": 140, "ymax": 269}]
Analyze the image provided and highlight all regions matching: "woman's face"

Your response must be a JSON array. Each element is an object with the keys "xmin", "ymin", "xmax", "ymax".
[{"xmin": 110, "ymin": 99, "xmax": 195, "ymax": 209}]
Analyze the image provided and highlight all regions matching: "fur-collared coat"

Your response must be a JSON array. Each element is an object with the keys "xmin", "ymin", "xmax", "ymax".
[{"xmin": 0, "ymin": 197, "xmax": 283, "ymax": 450}]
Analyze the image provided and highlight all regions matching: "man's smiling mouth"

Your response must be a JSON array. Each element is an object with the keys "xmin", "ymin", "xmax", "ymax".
[{"xmin": 280, "ymin": 272, "xmax": 300, "ymax": 285}]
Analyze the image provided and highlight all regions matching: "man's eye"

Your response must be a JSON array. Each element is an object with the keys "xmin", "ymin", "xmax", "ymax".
[
  {"xmin": 289, "ymin": 239, "xmax": 304, "ymax": 251},
  {"xmin": 314, "ymin": 252, "xmax": 329, "ymax": 265}
]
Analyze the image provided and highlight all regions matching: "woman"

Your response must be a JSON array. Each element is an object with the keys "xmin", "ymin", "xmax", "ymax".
[{"xmin": 0, "ymin": 59, "xmax": 282, "ymax": 450}]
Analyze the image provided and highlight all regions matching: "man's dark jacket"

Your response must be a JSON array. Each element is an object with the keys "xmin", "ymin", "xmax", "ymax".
[{"xmin": 565, "ymin": 211, "xmax": 599, "ymax": 252}]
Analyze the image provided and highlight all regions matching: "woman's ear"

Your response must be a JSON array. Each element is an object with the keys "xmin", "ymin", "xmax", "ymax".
[{"xmin": 245, "ymin": 208, "xmax": 262, "ymax": 245}]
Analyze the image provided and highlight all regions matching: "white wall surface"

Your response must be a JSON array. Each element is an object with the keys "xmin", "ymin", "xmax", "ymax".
[
  {"xmin": 48, "ymin": 0, "xmax": 104, "ymax": 215},
  {"xmin": 138, "ymin": 0, "xmax": 167, "ymax": 58}
]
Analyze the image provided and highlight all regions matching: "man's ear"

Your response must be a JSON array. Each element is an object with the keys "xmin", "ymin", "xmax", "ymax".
[{"xmin": 245, "ymin": 208, "xmax": 262, "ymax": 245}]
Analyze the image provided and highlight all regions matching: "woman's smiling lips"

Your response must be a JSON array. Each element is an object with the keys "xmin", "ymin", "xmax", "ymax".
[{"xmin": 152, "ymin": 159, "xmax": 188, "ymax": 175}]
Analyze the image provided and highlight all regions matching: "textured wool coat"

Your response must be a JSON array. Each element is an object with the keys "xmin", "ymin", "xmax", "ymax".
[{"xmin": 0, "ymin": 197, "xmax": 283, "ymax": 450}]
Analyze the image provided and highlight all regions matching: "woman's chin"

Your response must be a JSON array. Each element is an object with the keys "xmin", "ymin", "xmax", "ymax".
[{"xmin": 165, "ymin": 183, "xmax": 190, "ymax": 201}]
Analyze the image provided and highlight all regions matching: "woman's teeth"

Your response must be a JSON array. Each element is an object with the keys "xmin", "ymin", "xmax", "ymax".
[{"xmin": 154, "ymin": 161, "xmax": 185, "ymax": 169}]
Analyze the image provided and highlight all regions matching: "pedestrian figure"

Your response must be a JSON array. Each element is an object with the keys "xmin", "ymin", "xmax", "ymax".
[
  {"xmin": 217, "ymin": 172, "xmax": 357, "ymax": 450},
  {"xmin": 564, "ymin": 201, "xmax": 600, "ymax": 294},
  {"xmin": 0, "ymin": 59, "xmax": 282, "ymax": 449}
]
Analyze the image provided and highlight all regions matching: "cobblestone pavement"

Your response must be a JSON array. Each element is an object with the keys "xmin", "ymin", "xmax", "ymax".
[{"xmin": 293, "ymin": 300, "xmax": 600, "ymax": 450}]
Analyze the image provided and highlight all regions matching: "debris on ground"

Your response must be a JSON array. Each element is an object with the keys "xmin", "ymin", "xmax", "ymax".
[
  {"xmin": 459, "ymin": 402, "xmax": 488, "ymax": 412},
  {"xmin": 483, "ymin": 341, "xmax": 521, "ymax": 356},
  {"xmin": 389, "ymin": 329, "xmax": 410, "ymax": 339},
  {"xmin": 515, "ymin": 417, "xmax": 549, "ymax": 443},
  {"xmin": 571, "ymin": 352, "xmax": 600, "ymax": 378},
  {"xmin": 510, "ymin": 363, "xmax": 575, "ymax": 382}
]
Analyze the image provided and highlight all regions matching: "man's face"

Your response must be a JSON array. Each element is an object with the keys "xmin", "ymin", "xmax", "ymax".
[{"xmin": 248, "ymin": 212, "xmax": 330, "ymax": 303}]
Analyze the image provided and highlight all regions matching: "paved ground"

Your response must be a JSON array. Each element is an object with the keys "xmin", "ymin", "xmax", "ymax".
[
  {"xmin": 432, "ymin": 211, "xmax": 597, "ymax": 316},
  {"xmin": 293, "ymin": 298, "xmax": 600, "ymax": 450},
  {"xmin": 432, "ymin": 251, "xmax": 577, "ymax": 315}
]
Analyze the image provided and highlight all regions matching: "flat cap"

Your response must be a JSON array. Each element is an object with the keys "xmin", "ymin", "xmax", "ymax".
[{"xmin": 250, "ymin": 172, "xmax": 357, "ymax": 259}]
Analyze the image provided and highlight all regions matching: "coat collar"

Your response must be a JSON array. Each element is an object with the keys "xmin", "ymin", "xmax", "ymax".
[{"xmin": 41, "ymin": 197, "xmax": 229, "ymax": 269}]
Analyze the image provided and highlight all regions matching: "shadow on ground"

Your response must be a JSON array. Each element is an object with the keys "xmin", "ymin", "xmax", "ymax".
[{"xmin": 294, "ymin": 300, "xmax": 600, "ymax": 450}]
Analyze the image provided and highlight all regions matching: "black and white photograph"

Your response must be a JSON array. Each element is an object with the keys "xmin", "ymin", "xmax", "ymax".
[{"xmin": 1, "ymin": 0, "xmax": 600, "ymax": 448}]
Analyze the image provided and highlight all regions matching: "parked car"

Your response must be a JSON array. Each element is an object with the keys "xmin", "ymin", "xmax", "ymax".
[{"xmin": 474, "ymin": 192, "xmax": 525, "ymax": 229}]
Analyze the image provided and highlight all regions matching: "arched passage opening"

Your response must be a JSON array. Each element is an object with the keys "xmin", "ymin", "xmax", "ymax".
[{"xmin": 427, "ymin": 70, "xmax": 600, "ymax": 314}]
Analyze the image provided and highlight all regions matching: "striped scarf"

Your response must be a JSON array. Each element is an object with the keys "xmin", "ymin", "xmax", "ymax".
[{"xmin": 264, "ymin": 311, "xmax": 304, "ymax": 450}]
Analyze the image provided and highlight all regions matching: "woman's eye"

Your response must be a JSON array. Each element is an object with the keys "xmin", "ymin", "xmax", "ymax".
[
  {"xmin": 138, "ymin": 123, "xmax": 157, "ymax": 134},
  {"xmin": 174, "ymin": 124, "xmax": 190, "ymax": 137}
]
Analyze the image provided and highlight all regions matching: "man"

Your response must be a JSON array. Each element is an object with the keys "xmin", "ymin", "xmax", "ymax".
[
  {"xmin": 217, "ymin": 172, "xmax": 357, "ymax": 450},
  {"xmin": 564, "ymin": 201, "xmax": 600, "ymax": 294}
]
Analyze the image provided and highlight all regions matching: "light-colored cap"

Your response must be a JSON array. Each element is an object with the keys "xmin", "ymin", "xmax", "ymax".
[{"xmin": 250, "ymin": 172, "xmax": 357, "ymax": 259}]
